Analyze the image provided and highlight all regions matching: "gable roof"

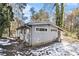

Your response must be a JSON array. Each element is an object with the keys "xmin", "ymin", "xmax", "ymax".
[
  {"xmin": 27, "ymin": 21, "xmax": 63, "ymax": 31},
  {"xmin": 27, "ymin": 21, "xmax": 52, "ymax": 25},
  {"xmin": 16, "ymin": 25, "xmax": 31, "ymax": 30},
  {"xmin": 16, "ymin": 21, "xmax": 64, "ymax": 31}
]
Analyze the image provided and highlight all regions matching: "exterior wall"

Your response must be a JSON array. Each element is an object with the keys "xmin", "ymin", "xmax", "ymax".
[
  {"xmin": 16, "ymin": 24, "xmax": 59, "ymax": 46},
  {"xmin": 31, "ymin": 25, "xmax": 58, "ymax": 46},
  {"xmin": 16, "ymin": 29, "xmax": 24, "ymax": 40},
  {"xmin": 16, "ymin": 28, "xmax": 31, "ymax": 44}
]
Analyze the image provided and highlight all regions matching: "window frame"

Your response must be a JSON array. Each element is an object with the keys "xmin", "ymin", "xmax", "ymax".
[
  {"xmin": 51, "ymin": 29, "xmax": 57, "ymax": 31},
  {"xmin": 36, "ymin": 28, "xmax": 47, "ymax": 31}
]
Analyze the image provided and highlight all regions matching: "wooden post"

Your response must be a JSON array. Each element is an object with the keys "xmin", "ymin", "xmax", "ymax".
[{"xmin": 58, "ymin": 30, "xmax": 61, "ymax": 42}]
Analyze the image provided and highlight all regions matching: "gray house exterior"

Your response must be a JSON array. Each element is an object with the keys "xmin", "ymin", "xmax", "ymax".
[{"xmin": 16, "ymin": 21, "xmax": 63, "ymax": 46}]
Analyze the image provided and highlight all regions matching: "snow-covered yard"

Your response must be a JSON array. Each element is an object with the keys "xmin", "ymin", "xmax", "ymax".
[
  {"xmin": 0, "ymin": 39, "xmax": 79, "ymax": 56},
  {"xmin": 16, "ymin": 41, "xmax": 79, "ymax": 56}
]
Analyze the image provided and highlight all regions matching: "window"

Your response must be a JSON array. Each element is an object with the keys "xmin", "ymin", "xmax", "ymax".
[
  {"xmin": 36, "ymin": 28, "xmax": 47, "ymax": 31},
  {"xmin": 51, "ymin": 29, "xmax": 57, "ymax": 31}
]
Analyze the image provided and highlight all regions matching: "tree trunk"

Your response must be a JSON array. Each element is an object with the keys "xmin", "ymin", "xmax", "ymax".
[
  {"xmin": 58, "ymin": 30, "xmax": 61, "ymax": 42},
  {"xmin": 9, "ymin": 27, "xmax": 10, "ymax": 37},
  {"xmin": 55, "ymin": 3, "xmax": 60, "ymax": 26},
  {"xmin": 0, "ymin": 31, "xmax": 3, "ymax": 38},
  {"xmin": 0, "ymin": 28, "xmax": 4, "ymax": 38},
  {"xmin": 60, "ymin": 3, "xmax": 64, "ymax": 27}
]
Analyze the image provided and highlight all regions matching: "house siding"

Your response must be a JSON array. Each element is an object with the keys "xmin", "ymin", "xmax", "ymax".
[{"xmin": 31, "ymin": 25, "xmax": 58, "ymax": 46}]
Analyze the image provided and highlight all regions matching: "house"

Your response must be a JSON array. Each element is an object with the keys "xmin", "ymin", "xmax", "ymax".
[{"xmin": 16, "ymin": 21, "xmax": 63, "ymax": 46}]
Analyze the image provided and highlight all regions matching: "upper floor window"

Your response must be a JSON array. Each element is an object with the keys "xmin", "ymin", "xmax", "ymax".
[{"xmin": 36, "ymin": 28, "xmax": 47, "ymax": 31}]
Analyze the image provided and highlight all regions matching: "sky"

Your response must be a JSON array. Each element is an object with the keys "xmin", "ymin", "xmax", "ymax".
[
  {"xmin": 65, "ymin": 3, "xmax": 79, "ymax": 13},
  {"xmin": 23, "ymin": 3, "xmax": 44, "ymax": 23},
  {"xmin": 23, "ymin": 3, "xmax": 79, "ymax": 23}
]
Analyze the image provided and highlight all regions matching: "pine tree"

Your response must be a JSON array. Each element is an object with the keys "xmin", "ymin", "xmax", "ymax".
[
  {"xmin": 55, "ymin": 3, "xmax": 64, "ymax": 41},
  {"xmin": 0, "ymin": 3, "xmax": 14, "ymax": 37}
]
